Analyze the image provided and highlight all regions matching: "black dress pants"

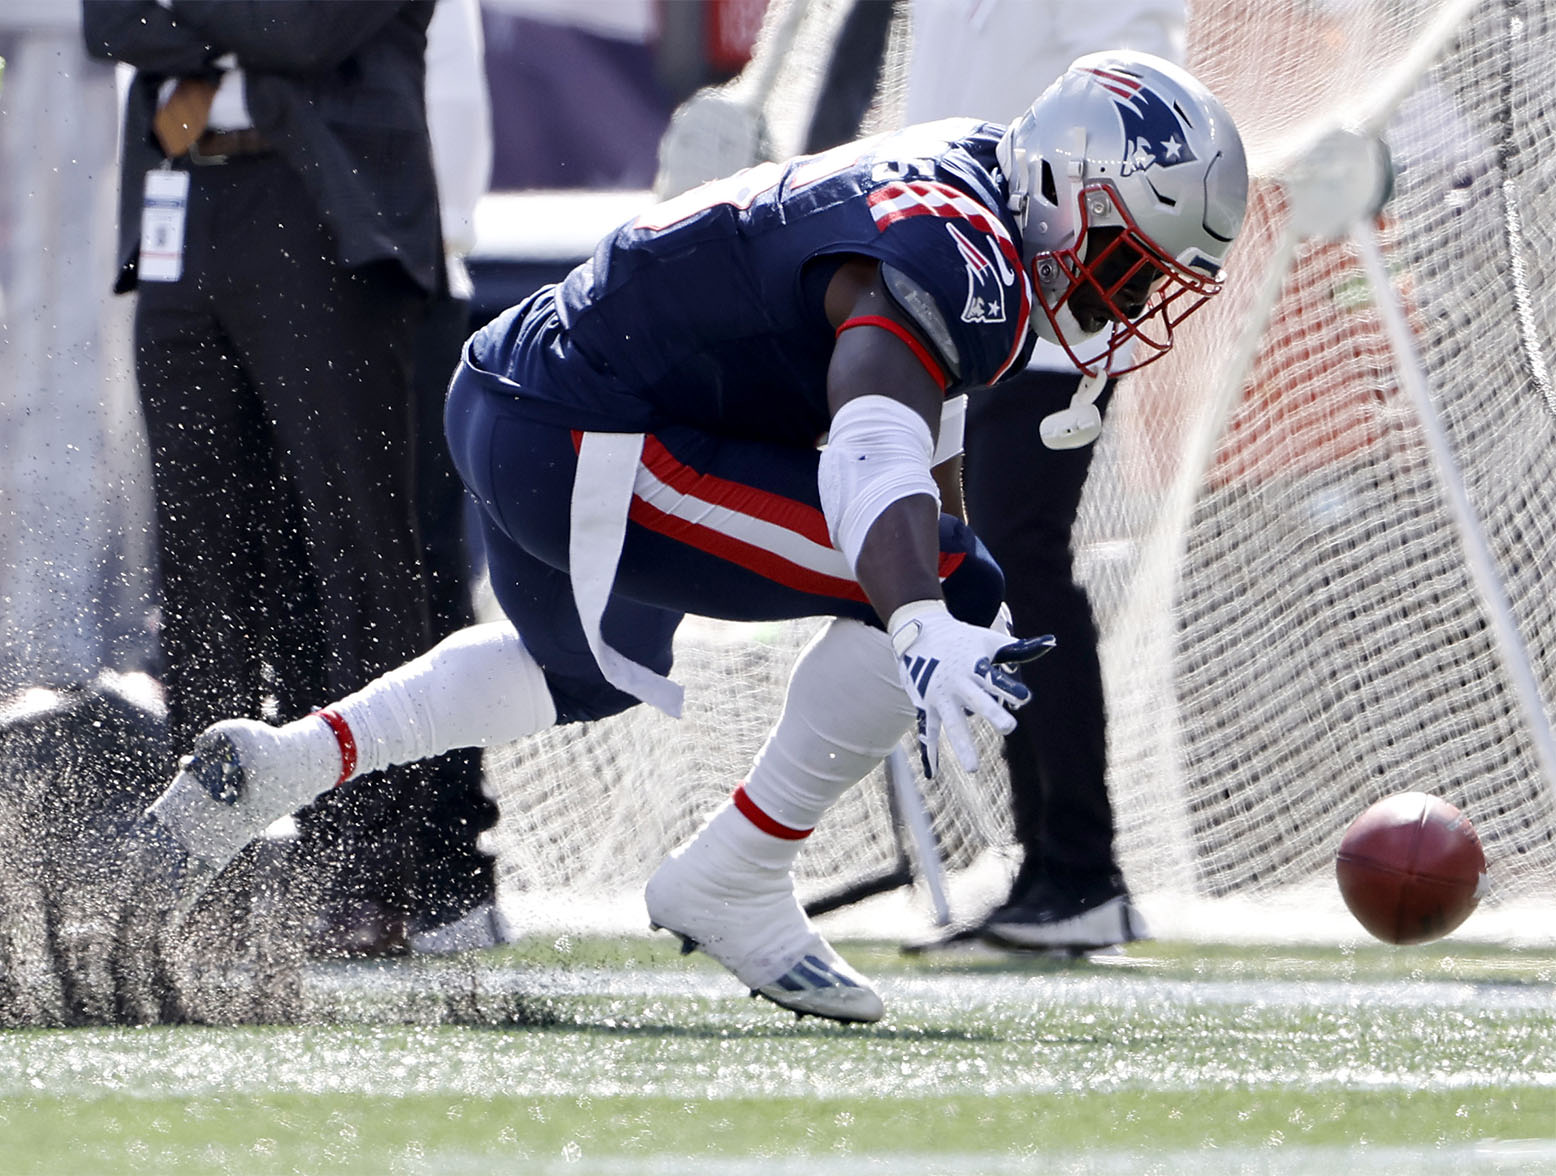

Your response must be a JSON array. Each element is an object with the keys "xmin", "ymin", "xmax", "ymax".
[
  {"xmin": 962, "ymin": 368, "xmax": 1122, "ymax": 897},
  {"xmin": 404, "ymin": 288, "xmax": 499, "ymax": 929},
  {"xmin": 133, "ymin": 152, "xmax": 433, "ymax": 913}
]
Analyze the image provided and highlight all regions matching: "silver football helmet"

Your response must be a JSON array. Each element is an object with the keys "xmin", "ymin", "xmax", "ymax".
[{"xmin": 997, "ymin": 50, "xmax": 1249, "ymax": 375}]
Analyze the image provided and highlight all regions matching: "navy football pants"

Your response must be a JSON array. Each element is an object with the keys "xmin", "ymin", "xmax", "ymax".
[{"xmin": 445, "ymin": 366, "xmax": 1006, "ymax": 724}]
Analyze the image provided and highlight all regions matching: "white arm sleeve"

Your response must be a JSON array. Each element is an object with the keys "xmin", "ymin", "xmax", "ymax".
[{"xmin": 817, "ymin": 394, "xmax": 940, "ymax": 572}]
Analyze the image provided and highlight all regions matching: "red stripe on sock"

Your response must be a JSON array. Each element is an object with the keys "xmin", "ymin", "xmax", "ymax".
[
  {"xmin": 732, "ymin": 782, "xmax": 813, "ymax": 841},
  {"xmin": 316, "ymin": 708, "xmax": 356, "ymax": 785}
]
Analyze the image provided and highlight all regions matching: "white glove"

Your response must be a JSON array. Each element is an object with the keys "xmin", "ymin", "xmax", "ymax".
[{"xmin": 888, "ymin": 600, "xmax": 1052, "ymax": 777}]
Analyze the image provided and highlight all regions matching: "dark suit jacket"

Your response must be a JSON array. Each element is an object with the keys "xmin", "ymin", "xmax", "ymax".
[{"xmin": 83, "ymin": 0, "xmax": 443, "ymax": 295}]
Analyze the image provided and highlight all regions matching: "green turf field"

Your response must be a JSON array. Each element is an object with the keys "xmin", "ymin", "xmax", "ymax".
[{"xmin": 2, "ymin": 937, "xmax": 1552, "ymax": 1175}]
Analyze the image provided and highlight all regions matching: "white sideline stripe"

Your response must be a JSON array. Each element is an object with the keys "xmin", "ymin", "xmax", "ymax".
[
  {"xmin": 495, "ymin": 861, "xmax": 1556, "ymax": 951},
  {"xmin": 307, "ymin": 961, "xmax": 1556, "ymax": 1016},
  {"xmin": 509, "ymin": 1142, "xmax": 1556, "ymax": 1176},
  {"xmin": 634, "ymin": 456, "xmax": 853, "ymax": 580}
]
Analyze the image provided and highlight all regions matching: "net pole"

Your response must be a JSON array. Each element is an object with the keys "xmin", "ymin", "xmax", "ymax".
[
  {"xmin": 884, "ymin": 745, "xmax": 952, "ymax": 925},
  {"xmin": 1258, "ymin": 0, "xmax": 1488, "ymax": 178},
  {"xmin": 1353, "ymin": 216, "xmax": 1556, "ymax": 800},
  {"xmin": 737, "ymin": 0, "xmax": 811, "ymax": 107}
]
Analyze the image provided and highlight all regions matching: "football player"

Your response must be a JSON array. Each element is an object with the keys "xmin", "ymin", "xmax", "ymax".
[{"xmin": 139, "ymin": 52, "xmax": 1247, "ymax": 1023}]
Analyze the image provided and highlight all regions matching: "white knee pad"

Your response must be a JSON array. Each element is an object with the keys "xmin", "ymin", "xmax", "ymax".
[
  {"xmin": 333, "ymin": 620, "xmax": 557, "ymax": 779},
  {"xmin": 741, "ymin": 618, "xmax": 914, "ymax": 831}
]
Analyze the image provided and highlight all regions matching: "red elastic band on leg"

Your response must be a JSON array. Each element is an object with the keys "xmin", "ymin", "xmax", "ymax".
[
  {"xmin": 835, "ymin": 314, "xmax": 949, "ymax": 391},
  {"xmin": 732, "ymin": 782, "xmax": 813, "ymax": 841},
  {"xmin": 315, "ymin": 708, "xmax": 357, "ymax": 786}
]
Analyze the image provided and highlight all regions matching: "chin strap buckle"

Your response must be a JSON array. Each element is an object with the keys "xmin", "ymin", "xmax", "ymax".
[{"xmin": 1039, "ymin": 371, "xmax": 1107, "ymax": 450}]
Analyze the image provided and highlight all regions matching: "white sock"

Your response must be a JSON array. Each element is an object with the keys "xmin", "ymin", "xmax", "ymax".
[
  {"xmin": 319, "ymin": 620, "xmax": 557, "ymax": 782},
  {"xmin": 740, "ymin": 618, "xmax": 913, "ymax": 833},
  {"xmin": 269, "ymin": 712, "xmax": 348, "ymax": 794},
  {"xmin": 687, "ymin": 797, "xmax": 798, "ymax": 878}
]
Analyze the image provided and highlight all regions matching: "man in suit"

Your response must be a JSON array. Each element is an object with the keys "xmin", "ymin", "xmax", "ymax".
[
  {"xmin": 403, "ymin": 0, "xmax": 502, "ymax": 952},
  {"xmin": 83, "ymin": 1, "xmax": 445, "ymax": 955}
]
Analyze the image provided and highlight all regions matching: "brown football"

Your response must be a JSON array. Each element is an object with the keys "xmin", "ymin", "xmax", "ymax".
[{"xmin": 1335, "ymin": 791, "xmax": 1488, "ymax": 944}]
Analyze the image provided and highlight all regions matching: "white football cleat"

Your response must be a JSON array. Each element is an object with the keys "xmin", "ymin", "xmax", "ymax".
[
  {"xmin": 147, "ymin": 717, "xmax": 338, "ymax": 884},
  {"xmin": 644, "ymin": 839, "xmax": 884, "ymax": 1024}
]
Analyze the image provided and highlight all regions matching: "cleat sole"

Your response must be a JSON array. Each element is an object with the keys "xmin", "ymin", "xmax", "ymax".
[
  {"xmin": 656, "ymin": 923, "xmax": 880, "ymax": 1023},
  {"xmin": 649, "ymin": 922, "xmax": 702, "ymax": 957}
]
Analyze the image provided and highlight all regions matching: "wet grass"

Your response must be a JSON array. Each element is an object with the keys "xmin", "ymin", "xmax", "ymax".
[{"xmin": 0, "ymin": 936, "xmax": 1551, "ymax": 1174}]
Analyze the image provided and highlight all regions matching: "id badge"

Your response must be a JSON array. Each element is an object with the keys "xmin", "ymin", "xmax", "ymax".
[{"xmin": 140, "ymin": 168, "xmax": 190, "ymax": 282}]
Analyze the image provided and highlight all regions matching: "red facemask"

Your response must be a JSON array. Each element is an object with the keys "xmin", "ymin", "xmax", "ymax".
[{"xmin": 1030, "ymin": 184, "xmax": 1225, "ymax": 376}]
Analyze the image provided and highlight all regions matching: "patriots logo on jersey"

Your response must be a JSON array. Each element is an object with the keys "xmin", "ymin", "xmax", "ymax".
[
  {"xmin": 1084, "ymin": 66, "xmax": 1199, "ymax": 177},
  {"xmin": 946, "ymin": 223, "xmax": 1007, "ymax": 325},
  {"xmin": 865, "ymin": 177, "xmax": 1033, "ymax": 383}
]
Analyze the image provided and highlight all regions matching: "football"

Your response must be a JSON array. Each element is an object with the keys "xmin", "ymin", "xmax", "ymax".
[{"xmin": 1335, "ymin": 791, "xmax": 1488, "ymax": 944}]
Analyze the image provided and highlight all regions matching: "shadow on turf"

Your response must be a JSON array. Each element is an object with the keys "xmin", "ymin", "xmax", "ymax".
[
  {"xmin": 416, "ymin": 986, "xmax": 1000, "ymax": 1041},
  {"xmin": 443, "ymin": 1008, "xmax": 1002, "ymax": 1042}
]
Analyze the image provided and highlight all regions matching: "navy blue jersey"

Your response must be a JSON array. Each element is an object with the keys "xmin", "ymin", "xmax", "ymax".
[{"xmin": 468, "ymin": 120, "xmax": 1036, "ymax": 447}]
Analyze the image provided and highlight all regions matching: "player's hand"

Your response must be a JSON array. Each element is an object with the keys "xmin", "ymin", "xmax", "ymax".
[{"xmin": 888, "ymin": 600, "xmax": 1052, "ymax": 777}]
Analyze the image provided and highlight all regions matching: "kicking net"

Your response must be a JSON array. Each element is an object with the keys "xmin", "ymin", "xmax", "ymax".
[
  {"xmin": 483, "ymin": 0, "xmax": 1556, "ymax": 943},
  {"xmin": 1072, "ymin": 0, "xmax": 1556, "ymax": 937}
]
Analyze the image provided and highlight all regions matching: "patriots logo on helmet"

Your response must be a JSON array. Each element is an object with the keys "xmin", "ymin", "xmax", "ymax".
[
  {"xmin": 1084, "ymin": 66, "xmax": 1198, "ymax": 177},
  {"xmin": 946, "ymin": 223, "xmax": 1008, "ymax": 324}
]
